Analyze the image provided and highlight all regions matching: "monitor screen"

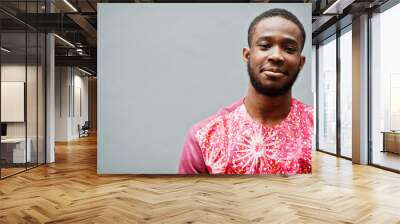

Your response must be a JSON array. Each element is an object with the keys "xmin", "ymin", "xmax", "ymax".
[{"xmin": 1, "ymin": 123, "xmax": 7, "ymax": 137}]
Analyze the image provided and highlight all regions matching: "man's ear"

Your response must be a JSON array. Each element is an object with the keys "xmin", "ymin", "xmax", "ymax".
[
  {"xmin": 299, "ymin": 55, "xmax": 306, "ymax": 70},
  {"xmin": 242, "ymin": 47, "xmax": 250, "ymax": 63}
]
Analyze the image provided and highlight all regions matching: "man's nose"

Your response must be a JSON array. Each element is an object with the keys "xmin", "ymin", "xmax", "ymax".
[{"xmin": 267, "ymin": 46, "xmax": 285, "ymax": 65}]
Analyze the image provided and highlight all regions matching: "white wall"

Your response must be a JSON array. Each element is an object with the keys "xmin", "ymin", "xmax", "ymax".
[
  {"xmin": 1, "ymin": 66, "xmax": 26, "ymax": 136},
  {"xmin": 55, "ymin": 67, "xmax": 68, "ymax": 141},
  {"xmin": 55, "ymin": 67, "xmax": 89, "ymax": 141},
  {"xmin": 73, "ymin": 73, "xmax": 89, "ymax": 136},
  {"xmin": 1, "ymin": 65, "xmax": 39, "ymax": 138}
]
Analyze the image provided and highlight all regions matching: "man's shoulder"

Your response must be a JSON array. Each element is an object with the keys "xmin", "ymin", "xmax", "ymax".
[
  {"xmin": 189, "ymin": 99, "xmax": 243, "ymax": 136},
  {"xmin": 292, "ymin": 98, "xmax": 314, "ymax": 125},
  {"xmin": 292, "ymin": 98, "xmax": 313, "ymax": 113}
]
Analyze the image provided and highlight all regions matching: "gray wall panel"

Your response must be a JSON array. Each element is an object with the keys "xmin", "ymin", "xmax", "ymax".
[{"xmin": 98, "ymin": 3, "xmax": 312, "ymax": 173}]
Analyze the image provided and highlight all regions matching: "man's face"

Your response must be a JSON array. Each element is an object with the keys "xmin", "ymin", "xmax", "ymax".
[{"xmin": 243, "ymin": 16, "xmax": 305, "ymax": 97}]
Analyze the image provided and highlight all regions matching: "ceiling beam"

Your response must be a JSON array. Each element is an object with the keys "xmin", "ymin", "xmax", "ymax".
[
  {"xmin": 67, "ymin": 13, "xmax": 97, "ymax": 44},
  {"xmin": 55, "ymin": 55, "xmax": 96, "ymax": 70}
]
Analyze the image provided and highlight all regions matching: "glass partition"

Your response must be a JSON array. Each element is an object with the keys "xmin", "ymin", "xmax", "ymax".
[
  {"xmin": 27, "ymin": 31, "xmax": 38, "ymax": 169},
  {"xmin": 38, "ymin": 32, "xmax": 45, "ymax": 165},
  {"xmin": 0, "ymin": 1, "xmax": 46, "ymax": 179},
  {"xmin": 371, "ymin": 3, "xmax": 400, "ymax": 171},
  {"xmin": 26, "ymin": 0, "xmax": 43, "ymax": 170},
  {"xmin": 1, "ymin": 31, "xmax": 28, "ymax": 177},
  {"xmin": 339, "ymin": 26, "xmax": 352, "ymax": 158},
  {"xmin": 317, "ymin": 35, "xmax": 337, "ymax": 155}
]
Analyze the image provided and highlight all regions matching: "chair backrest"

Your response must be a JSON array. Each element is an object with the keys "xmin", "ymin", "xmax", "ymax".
[{"xmin": 82, "ymin": 121, "xmax": 90, "ymax": 129}]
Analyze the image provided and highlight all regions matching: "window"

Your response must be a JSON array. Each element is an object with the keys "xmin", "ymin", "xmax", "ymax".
[
  {"xmin": 318, "ymin": 35, "xmax": 337, "ymax": 154},
  {"xmin": 371, "ymin": 2, "xmax": 400, "ymax": 171},
  {"xmin": 339, "ymin": 27, "xmax": 352, "ymax": 158}
]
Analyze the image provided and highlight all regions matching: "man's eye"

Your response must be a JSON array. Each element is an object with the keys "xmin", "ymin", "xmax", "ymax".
[
  {"xmin": 286, "ymin": 47, "xmax": 297, "ymax": 53},
  {"xmin": 258, "ymin": 43, "xmax": 271, "ymax": 49}
]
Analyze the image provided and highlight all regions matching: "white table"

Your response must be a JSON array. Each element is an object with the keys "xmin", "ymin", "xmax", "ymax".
[{"xmin": 1, "ymin": 138, "xmax": 31, "ymax": 163}]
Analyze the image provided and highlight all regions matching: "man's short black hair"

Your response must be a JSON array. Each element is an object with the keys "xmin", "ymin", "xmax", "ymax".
[{"xmin": 247, "ymin": 8, "xmax": 306, "ymax": 51}]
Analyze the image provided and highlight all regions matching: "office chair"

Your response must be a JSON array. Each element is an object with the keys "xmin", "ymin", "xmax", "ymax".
[{"xmin": 79, "ymin": 121, "xmax": 90, "ymax": 138}]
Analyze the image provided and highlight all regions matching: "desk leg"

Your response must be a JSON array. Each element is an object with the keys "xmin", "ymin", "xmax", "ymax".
[{"xmin": 382, "ymin": 133, "xmax": 386, "ymax": 152}]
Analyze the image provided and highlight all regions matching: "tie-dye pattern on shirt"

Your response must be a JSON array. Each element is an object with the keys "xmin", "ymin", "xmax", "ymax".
[{"xmin": 195, "ymin": 98, "xmax": 313, "ymax": 174}]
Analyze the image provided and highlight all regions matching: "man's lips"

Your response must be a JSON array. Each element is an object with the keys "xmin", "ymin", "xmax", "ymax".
[{"xmin": 260, "ymin": 68, "xmax": 286, "ymax": 78}]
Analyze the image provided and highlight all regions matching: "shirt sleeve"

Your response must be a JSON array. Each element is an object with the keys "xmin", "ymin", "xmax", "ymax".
[{"xmin": 178, "ymin": 127, "xmax": 208, "ymax": 174}]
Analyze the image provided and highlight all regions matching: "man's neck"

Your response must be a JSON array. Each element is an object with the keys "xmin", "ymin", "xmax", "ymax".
[{"xmin": 243, "ymin": 84, "xmax": 292, "ymax": 127}]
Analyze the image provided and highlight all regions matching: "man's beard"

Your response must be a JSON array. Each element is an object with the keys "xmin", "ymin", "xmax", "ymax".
[{"xmin": 247, "ymin": 60, "xmax": 300, "ymax": 97}]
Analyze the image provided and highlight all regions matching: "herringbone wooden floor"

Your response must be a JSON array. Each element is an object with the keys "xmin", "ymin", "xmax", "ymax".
[{"xmin": 1, "ymin": 134, "xmax": 400, "ymax": 224}]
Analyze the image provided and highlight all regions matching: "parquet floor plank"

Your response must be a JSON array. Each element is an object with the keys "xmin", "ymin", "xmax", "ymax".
[{"xmin": 0, "ymin": 134, "xmax": 400, "ymax": 223}]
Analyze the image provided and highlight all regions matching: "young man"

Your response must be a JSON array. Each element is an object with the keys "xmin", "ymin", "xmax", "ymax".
[{"xmin": 178, "ymin": 8, "xmax": 313, "ymax": 174}]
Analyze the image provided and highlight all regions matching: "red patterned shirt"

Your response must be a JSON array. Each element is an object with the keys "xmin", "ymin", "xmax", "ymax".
[{"xmin": 178, "ymin": 98, "xmax": 313, "ymax": 174}]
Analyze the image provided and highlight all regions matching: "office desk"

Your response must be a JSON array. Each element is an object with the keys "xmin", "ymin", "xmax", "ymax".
[
  {"xmin": 1, "ymin": 138, "xmax": 31, "ymax": 163},
  {"xmin": 381, "ymin": 131, "xmax": 400, "ymax": 154}
]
